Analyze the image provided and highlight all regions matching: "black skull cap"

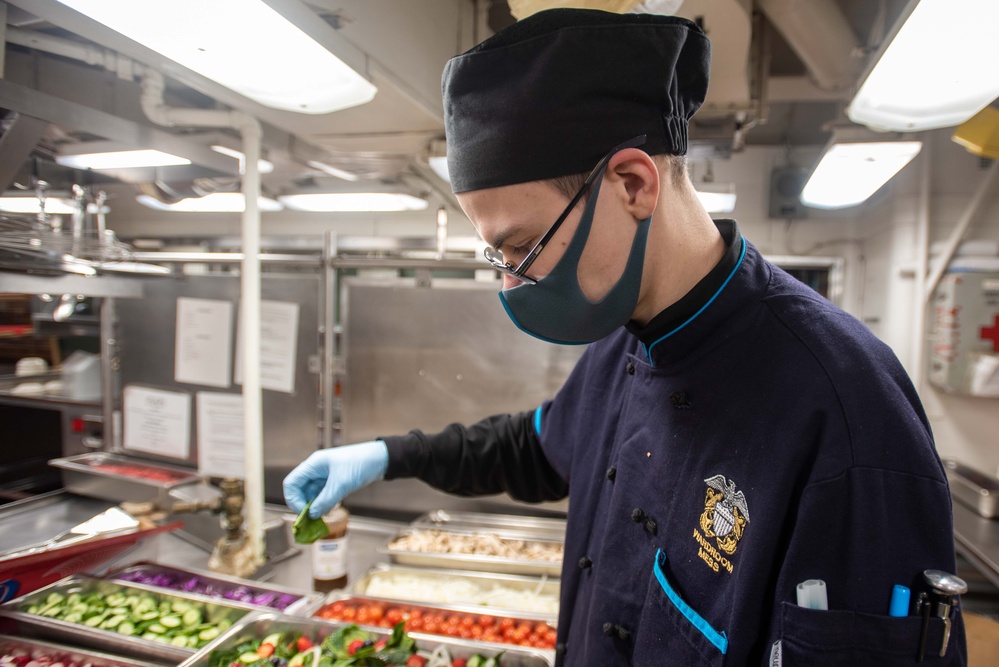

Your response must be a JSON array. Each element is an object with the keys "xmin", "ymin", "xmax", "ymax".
[{"xmin": 442, "ymin": 8, "xmax": 710, "ymax": 194}]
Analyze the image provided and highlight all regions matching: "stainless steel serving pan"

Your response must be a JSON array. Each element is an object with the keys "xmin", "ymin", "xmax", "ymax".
[
  {"xmin": 0, "ymin": 575, "xmax": 251, "ymax": 664},
  {"xmin": 944, "ymin": 459, "xmax": 999, "ymax": 519},
  {"xmin": 107, "ymin": 561, "xmax": 322, "ymax": 615},
  {"xmin": 0, "ymin": 633, "xmax": 162, "ymax": 667},
  {"xmin": 177, "ymin": 612, "xmax": 553, "ymax": 667},
  {"xmin": 315, "ymin": 591, "xmax": 557, "ymax": 626},
  {"xmin": 379, "ymin": 528, "xmax": 563, "ymax": 578},
  {"xmin": 351, "ymin": 563, "xmax": 560, "ymax": 619},
  {"xmin": 410, "ymin": 511, "xmax": 567, "ymax": 542},
  {"xmin": 49, "ymin": 453, "xmax": 199, "ymax": 506}
]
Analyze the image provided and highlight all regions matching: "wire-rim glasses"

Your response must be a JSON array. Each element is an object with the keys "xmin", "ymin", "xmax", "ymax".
[{"xmin": 482, "ymin": 134, "xmax": 648, "ymax": 285}]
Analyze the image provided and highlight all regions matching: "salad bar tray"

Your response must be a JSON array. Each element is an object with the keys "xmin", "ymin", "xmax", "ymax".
[
  {"xmin": 409, "ymin": 512, "xmax": 566, "ymax": 543},
  {"xmin": 0, "ymin": 633, "xmax": 163, "ymax": 667},
  {"xmin": 178, "ymin": 612, "xmax": 553, "ymax": 667},
  {"xmin": 0, "ymin": 575, "xmax": 251, "ymax": 663},
  {"xmin": 379, "ymin": 529, "xmax": 562, "ymax": 578},
  {"xmin": 107, "ymin": 562, "xmax": 322, "ymax": 615},
  {"xmin": 50, "ymin": 454, "xmax": 199, "ymax": 505},
  {"xmin": 351, "ymin": 565, "xmax": 559, "ymax": 619}
]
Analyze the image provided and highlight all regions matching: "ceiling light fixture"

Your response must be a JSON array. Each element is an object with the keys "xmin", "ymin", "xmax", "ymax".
[
  {"xmin": 694, "ymin": 183, "xmax": 737, "ymax": 214},
  {"xmin": 847, "ymin": 0, "xmax": 999, "ymax": 132},
  {"xmin": 278, "ymin": 193, "xmax": 429, "ymax": 212},
  {"xmin": 428, "ymin": 156, "xmax": 450, "ymax": 184},
  {"xmin": 211, "ymin": 145, "xmax": 275, "ymax": 174},
  {"xmin": 55, "ymin": 148, "xmax": 191, "ymax": 170},
  {"xmin": 800, "ymin": 137, "xmax": 922, "ymax": 210},
  {"xmin": 307, "ymin": 161, "xmax": 360, "ymax": 182},
  {"xmin": 55, "ymin": 0, "xmax": 378, "ymax": 114},
  {"xmin": 693, "ymin": 161, "xmax": 737, "ymax": 213},
  {"xmin": 0, "ymin": 197, "xmax": 78, "ymax": 215},
  {"xmin": 136, "ymin": 193, "xmax": 283, "ymax": 212},
  {"xmin": 0, "ymin": 197, "xmax": 111, "ymax": 215}
]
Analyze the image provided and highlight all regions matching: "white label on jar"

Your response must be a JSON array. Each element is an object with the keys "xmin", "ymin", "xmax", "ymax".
[{"xmin": 312, "ymin": 535, "xmax": 349, "ymax": 579}]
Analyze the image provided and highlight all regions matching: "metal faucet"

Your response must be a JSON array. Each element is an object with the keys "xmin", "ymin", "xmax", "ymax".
[{"xmin": 171, "ymin": 478, "xmax": 261, "ymax": 578}]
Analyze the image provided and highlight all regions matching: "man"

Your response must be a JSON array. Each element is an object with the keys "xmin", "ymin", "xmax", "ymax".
[{"xmin": 285, "ymin": 9, "xmax": 966, "ymax": 665}]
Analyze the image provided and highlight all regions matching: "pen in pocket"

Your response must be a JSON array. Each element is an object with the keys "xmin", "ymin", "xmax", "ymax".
[{"xmin": 889, "ymin": 584, "xmax": 910, "ymax": 617}]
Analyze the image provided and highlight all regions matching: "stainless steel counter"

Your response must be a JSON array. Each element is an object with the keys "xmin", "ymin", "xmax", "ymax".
[
  {"xmin": 0, "ymin": 491, "xmax": 402, "ymax": 595},
  {"xmin": 953, "ymin": 500, "xmax": 999, "ymax": 590}
]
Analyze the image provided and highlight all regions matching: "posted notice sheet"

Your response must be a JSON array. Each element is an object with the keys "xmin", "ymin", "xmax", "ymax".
[
  {"xmin": 175, "ymin": 297, "xmax": 233, "ymax": 388},
  {"xmin": 123, "ymin": 385, "xmax": 191, "ymax": 459},
  {"xmin": 235, "ymin": 299, "xmax": 300, "ymax": 394},
  {"xmin": 196, "ymin": 391, "xmax": 245, "ymax": 479}
]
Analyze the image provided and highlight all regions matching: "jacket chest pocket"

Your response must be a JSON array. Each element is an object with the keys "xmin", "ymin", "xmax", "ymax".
[
  {"xmin": 632, "ymin": 549, "xmax": 728, "ymax": 666},
  {"xmin": 777, "ymin": 602, "xmax": 964, "ymax": 666}
]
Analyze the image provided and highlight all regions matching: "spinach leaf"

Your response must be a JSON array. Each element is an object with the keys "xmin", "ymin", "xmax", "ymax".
[{"xmin": 292, "ymin": 501, "xmax": 330, "ymax": 544}]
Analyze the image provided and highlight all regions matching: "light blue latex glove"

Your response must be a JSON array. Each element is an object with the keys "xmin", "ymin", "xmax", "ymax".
[{"xmin": 283, "ymin": 440, "xmax": 388, "ymax": 518}]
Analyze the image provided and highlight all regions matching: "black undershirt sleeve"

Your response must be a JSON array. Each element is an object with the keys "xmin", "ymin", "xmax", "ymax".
[{"xmin": 381, "ymin": 411, "xmax": 569, "ymax": 503}]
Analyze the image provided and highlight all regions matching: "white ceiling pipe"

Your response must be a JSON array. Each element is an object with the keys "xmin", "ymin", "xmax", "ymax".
[
  {"xmin": 757, "ymin": 0, "xmax": 861, "ymax": 92},
  {"xmin": 924, "ymin": 160, "xmax": 999, "ymax": 302},
  {"xmin": 6, "ymin": 25, "xmax": 131, "ymax": 74},
  {"xmin": 141, "ymin": 69, "xmax": 266, "ymax": 574}
]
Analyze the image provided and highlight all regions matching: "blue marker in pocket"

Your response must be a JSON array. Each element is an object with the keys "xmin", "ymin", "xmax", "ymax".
[{"xmin": 889, "ymin": 584, "xmax": 911, "ymax": 617}]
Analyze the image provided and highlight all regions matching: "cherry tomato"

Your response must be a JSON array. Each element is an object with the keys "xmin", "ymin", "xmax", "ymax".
[
  {"xmin": 478, "ymin": 615, "xmax": 495, "ymax": 628},
  {"xmin": 498, "ymin": 618, "xmax": 515, "ymax": 632}
]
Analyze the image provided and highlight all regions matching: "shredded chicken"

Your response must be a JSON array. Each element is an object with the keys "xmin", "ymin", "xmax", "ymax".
[{"xmin": 388, "ymin": 529, "xmax": 563, "ymax": 562}]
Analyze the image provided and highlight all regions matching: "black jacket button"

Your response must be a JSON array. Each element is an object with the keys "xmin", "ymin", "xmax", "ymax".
[
  {"xmin": 626, "ymin": 361, "xmax": 635, "ymax": 375},
  {"xmin": 644, "ymin": 516, "xmax": 658, "ymax": 536},
  {"xmin": 606, "ymin": 466, "xmax": 616, "ymax": 481},
  {"xmin": 631, "ymin": 508, "xmax": 645, "ymax": 523},
  {"xmin": 555, "ymin": 643, "xmax": 566, "ymax": 655},
  {"xmin": 578, "ymin": 556, "xmax": 592, "ymax": 569},
  {"xmin": 669, "ymin": 391, "xmax": 690, "ymax": 408}
]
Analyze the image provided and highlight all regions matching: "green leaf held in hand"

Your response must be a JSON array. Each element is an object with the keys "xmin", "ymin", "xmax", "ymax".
[{"xmin": 292, "ymin": 500, "xmax": 330, "ymax": 544}]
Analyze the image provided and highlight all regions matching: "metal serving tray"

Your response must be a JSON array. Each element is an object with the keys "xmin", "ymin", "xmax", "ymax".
[
  {"xmin": 108, "ymin": 562, "xmax": 322, "ymax": 615},
  {"xmin": 178, "ymin": 612, "xmax": 553, "ymax": 667},
  {"xmin": 944, "ymin": 459, "xmax": 999, "ymax": 519},
  {"xmin": 352, "ymin": 564, "xmax": 560, "ymax": 619},
  {"xmin": 379, "ymin": 528, "xmax": 563, "ymax": 578},
  {"xmin": 314, "ymin": 591, "xmax": 557, "ymax": 629},
  {"xmin": 49, "ymin": 453, "xmax": 200, "ymax": 506},
  {"xmin": 0, "ymin": 634, "xmax": 162, "ymax": 667},
  {"xmin": 411, "ymin": 511, "xmax": 567, "ymax": 542},
  {"xmin": 0, "ymin": 575, "xmax": 251, "ymax": 664},
  {"xmin": 179, "ymin": 613, "xmax": 554, "ymax": 667}
]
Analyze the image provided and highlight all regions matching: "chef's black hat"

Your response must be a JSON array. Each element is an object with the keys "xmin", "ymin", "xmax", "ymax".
[{"xmin": 442, "ymin": 8, "xmax": 710, "ymax": 194}]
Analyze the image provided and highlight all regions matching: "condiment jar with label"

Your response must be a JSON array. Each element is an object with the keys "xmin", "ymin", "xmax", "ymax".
[{"xmin": 312, "ymin": 504, "xmax": 349, "ymax": 592}]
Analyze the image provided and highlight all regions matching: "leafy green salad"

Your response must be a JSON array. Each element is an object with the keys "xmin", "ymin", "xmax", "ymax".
[{"xmin": 208, "ymin": 624, "xmax": 504, "ymax": 667}]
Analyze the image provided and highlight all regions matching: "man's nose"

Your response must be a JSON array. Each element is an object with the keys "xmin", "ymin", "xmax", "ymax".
[{"xmin": 502, "ymin": 274, "xmax": 524, "ymax": 290}]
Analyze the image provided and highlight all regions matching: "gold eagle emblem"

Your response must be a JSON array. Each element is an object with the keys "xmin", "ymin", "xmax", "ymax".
[{"xmin": 699, "ymin": 474, "xmax": 750, "ymax": 555}]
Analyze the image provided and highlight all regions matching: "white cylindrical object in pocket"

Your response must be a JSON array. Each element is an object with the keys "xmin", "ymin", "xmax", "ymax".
[{"xmin": 796, "ymin": 579, "xmax": 828, "ymax": 610}]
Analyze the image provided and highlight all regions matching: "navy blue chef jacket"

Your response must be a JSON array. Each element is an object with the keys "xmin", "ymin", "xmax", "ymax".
[{"xmin": 383, "ymin": 221, "xmax": 966, "ymax": 666}]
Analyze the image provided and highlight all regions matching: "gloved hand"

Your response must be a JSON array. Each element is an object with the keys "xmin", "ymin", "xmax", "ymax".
[{"xmin": 283, "ymin": 440, "xmax": 388, "ymax": 518}]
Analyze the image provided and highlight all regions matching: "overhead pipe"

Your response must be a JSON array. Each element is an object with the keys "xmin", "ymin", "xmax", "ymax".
[
  {"xmin": 911, "ymin": 141, "xmax": 931, "ymax": 394},
  {"xmin": 924, "ymin": 160, "xmax": 999, "ymax": 302},
  {"xmin": 141, "ymin": 70, "xmax": 266, "ymax": 574},
  {"xmin": 757, "ymin": 0, "xmax": 861, "ymax": 92}
]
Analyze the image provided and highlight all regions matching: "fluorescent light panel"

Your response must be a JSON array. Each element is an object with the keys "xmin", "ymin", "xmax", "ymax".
[
  {"xmin": 136, "ymin": 193, "xmax": 283, "ymax": 212},
  {"xmin": 848, "ymin": 0, "xmax": 999, "ymax": 131},
  {"xmin": 279, "ymin": 193, "xmax": 429, "ymax": 212},
  {"xmin": 57, "ymin": 0, "xmax": 377, "ymax": 114},
  {"xmin": 800, "ymin": 141, "xmax": 922, "ymax": 210},
  {"xmin": 428, "ymin": 156, "xmax": 450, "ymax": 183},
  {"xmin": 56, "ymin": 149, "xmax": 191, "ymax": 170},
  {"xmin": 307, "ymin": 161, "xmax": 360, "ymax": 182},
  {"xmin": 0, "ymin": 197, "xmax": 77, "ymax": 214},
  {"xmin": 694, "ymin": 189, "xmax": 737, "ymax": 214}
]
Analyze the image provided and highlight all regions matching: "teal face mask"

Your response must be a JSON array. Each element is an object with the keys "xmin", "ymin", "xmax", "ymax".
[{"xmin": 499, "ymin": 164, "xmax": 652, "ymax": 345}]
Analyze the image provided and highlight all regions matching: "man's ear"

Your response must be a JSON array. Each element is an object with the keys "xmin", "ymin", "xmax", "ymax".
[{"xmin": 606, "ymin": 148, "xmax": 659, "ymax": 219}]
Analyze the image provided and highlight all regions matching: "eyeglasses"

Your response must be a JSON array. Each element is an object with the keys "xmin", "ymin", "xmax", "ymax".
[{"xmin": 482, "ymin": 134, "xmax": 648, "ymax": 285}]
